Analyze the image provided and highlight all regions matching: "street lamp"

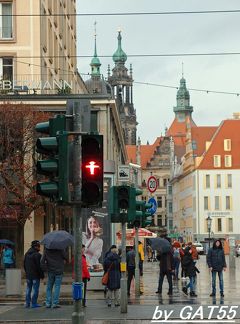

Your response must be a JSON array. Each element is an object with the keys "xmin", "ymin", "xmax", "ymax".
[{"xmin": 207, "ymin": 213, "xmax": 212, "ymax": 249}]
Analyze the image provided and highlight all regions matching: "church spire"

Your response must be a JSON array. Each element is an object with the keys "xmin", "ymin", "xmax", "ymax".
[
  {"xmin": 174, "ymin": 76, "xmax": 193, "ymax": 114},
  {"xmin": 112, "ymin": 30, "xmax": 127, "ymax": 64},
  {"xmin": 90, "ymin": 22, "xmax": 101, "ymax": 76}
]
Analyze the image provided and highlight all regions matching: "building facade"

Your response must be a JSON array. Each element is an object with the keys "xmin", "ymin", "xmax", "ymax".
[{"xmin": 0, "ymin": 0, "xmax": 86, "ymax": 94}]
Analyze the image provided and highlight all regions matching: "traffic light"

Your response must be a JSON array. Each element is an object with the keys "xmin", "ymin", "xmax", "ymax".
[
  {"xmin": 141, "ymin": 201, "xmax": 153, "ymax": 227},
  {"xmin": 109, "ymin": 185, "xmax": 131, "ymax": 223},
  {"xmin": 81, "ymin": 134, "xmax": 103, "ymax": 207},
  {"xmin": 35, "ymin": 114, "xmax": 70, "ymax": 203}
]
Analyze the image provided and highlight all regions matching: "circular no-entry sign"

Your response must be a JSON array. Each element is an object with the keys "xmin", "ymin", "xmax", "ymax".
[{"xmin": 147, "ymin": 176, "xmax": 157, "ymax": 193}]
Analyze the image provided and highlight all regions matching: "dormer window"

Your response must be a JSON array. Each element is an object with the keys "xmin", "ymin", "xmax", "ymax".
[{"xmin": 224, "ymin": 139, "xmax": 231, "ymax": 151}]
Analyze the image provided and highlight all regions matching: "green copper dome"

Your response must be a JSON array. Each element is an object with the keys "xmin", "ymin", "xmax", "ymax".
[
  {"xmin": 90, "ymin": 36, "xmax": 101, "ymax": 76},
  {"xmin": 177, "ymin": 77, "xmax": 190, "ymax": 100},
  {"xmin": 113, "ymin": 31, "xmax": 127, "ymax": 63}
]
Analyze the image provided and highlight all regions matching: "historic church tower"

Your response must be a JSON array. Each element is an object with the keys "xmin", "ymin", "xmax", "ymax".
[{"xmin": 108, "ymin": 31, "xmax": 137, "ymax": 145}]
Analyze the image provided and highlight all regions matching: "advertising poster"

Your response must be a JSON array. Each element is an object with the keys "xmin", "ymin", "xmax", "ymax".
[{"xmin": 82, "ymin": 177, "xmax": 112, "ymax": 272}]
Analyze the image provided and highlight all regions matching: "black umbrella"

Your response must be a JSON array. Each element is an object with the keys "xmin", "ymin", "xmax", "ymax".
[
  {"xmin": 149, "ymin": 237, "xmax": 171, "ymax": 254},
  {"xmin": 41, "ymin": 230, "xmax": 74, "ymax": 250},
  {"xmin": 0, "ymin": 239, "xmax": 15, "ymax": 245}
]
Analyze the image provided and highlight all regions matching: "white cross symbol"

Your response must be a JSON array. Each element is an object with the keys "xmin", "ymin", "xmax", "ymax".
[{"xmin": 85, "ymin": 161, "xmax": 99, "ymax": 175}]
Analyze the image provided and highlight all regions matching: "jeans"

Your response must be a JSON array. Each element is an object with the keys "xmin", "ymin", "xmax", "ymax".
[
  {"xmin": 127, "ymin": 266, "xmax": 135, "ymax": 294},
  {"xmin": 25, "ymin": 279, "xmax": 40, "ymax": 307},
  {"xmin": 158, "ymin": 271, "xmax": 173, "ymax": 293},
  {"xmin": 212, "ymin": 271, "xmax": 223, "ymax": 294},
  {"xmin": 46, "ymin": 272, "xmax": 63, "ymax": 307},
  {"xmin": 82, "ymin": 278, "xmax": 88, "ymax": 307},
  {"xmin": 186, "ymin": 276, "xmax": 196, "ymax": 292},
  {"xmin": 173, "ymin": 258, "xmax": 180, "ymax": 279}
]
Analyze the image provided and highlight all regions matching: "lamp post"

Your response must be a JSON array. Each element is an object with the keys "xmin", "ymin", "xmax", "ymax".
[{"xmin": 207, "ymin": 213, "xmax": 212, "ymax": 249}]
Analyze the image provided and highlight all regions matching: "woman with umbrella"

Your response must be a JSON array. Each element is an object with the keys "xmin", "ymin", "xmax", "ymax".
[{"xmin": 1, "ymin": 244, "xmax": 15, "ymax": 277}]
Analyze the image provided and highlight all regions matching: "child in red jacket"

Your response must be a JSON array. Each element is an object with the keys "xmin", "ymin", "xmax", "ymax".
[{"xmin": 72, "ymin": 244, "xmax": 90, "ymax": 307}]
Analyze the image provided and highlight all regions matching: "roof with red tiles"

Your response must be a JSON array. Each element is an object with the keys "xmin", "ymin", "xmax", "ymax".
[
  {"xmin": 126, "ymin": 137, "xmax": 162, "ymax": 169},
  {"xmin": 191, "ymin": 126, "xmax": 217, "ymax": 157},
  {"xmin": 197, "ymin": 119, "xmax": 240, "ymax": 169}
]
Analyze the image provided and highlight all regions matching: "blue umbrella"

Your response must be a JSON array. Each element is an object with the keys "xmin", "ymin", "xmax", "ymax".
[
  {"xmin": 41, "ymin": 230, "xmax": 74, "ymax": 250},
  {"xmin": 0, "ymin": 239, "xmax": 15, "ymax": 245},
  {"xmin": 149, "ymin": 238, "xmax": 171, "ymax": 254}
]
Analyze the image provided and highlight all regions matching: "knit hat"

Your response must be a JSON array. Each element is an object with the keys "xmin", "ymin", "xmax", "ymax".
[
  {"xmin": 31, "ymin": 240, "xmax": 40, "ymax": 248},
  {"xmin": 110, "ymin": 244, "xmax": 117, "ymax": 250}
]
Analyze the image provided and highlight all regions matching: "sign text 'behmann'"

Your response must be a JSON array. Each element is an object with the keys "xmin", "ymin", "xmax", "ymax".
[{"xmin": 0, "ymin": 79, "xmax": 73, "ymax": 91}]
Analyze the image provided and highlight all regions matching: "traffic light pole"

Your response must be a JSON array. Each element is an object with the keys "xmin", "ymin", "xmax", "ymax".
[
  {"xmin": 72, "ymin": 109, "xmax": 84, "ymax": 324},
  {"xmin": 134, "ymin": 227, "xmax": 140, "ymax": 296},
  {"xmin": 120, "ymin": 219, "xmax": 127, "ymax": 313}
]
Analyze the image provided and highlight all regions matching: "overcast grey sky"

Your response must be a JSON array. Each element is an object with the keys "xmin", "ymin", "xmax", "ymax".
[{"xmin": 76, "ymin": 1, "xmax": 240, "ymax": 144}]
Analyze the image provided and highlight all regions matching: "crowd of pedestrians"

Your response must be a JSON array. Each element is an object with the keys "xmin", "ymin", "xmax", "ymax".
[
  {"xmin": 0, "ymin": 237, "xmax": 228, "ymax": 309},
  {"xmin": 155, "ymin": 238, "xmax": 227, "ymax": 298}
]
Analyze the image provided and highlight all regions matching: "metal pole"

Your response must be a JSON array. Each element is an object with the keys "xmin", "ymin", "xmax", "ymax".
[
  {"xmin": 134, "ymin": 227, "xmax": 140, "ymax": 296},
  {"xmin": 208, "ymin": 228, "xmax": 210, "ymax": 249},
  {"xmin": 72, "ymin": 108, "xmax": 84, "ymax": 324},
  {"xmin": 120, "ymin": 220, "xmax": 127, "ymax": 313}
]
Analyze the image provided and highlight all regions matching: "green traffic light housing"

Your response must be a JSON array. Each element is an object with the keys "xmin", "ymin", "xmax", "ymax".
[{"xmin": 35, "ymin": 115, "xmax": 70, "ymax": 203}]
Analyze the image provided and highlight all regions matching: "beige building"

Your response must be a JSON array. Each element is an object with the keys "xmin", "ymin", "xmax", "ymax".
[{"xmin": 0, "ymin": 0, "xmax": 86, "ymax": 94}]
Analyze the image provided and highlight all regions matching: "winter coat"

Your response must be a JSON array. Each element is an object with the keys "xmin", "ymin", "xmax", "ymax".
[
  {"xmin": 207, "ymin": 247, "xmax": 226, "ymax": 272},
  {"xmin": 41, "ymin": 248, "xmax": 68, "ymax": 275},
  {"xmin": 103, "ymin": 252, "xmax": 121, "ymax": 290},
  {"xmin": 157, "ymin": 252, "xmax": 174, "ymax": 274},
  {"xmin": 2, "ymin": 248, "xmax": 14, "ymax": 265},
  {"xmin": 182, "ymin": 249, "xmax": 197, "ymax": 278},
  {"xmin": 72, "ymin": 255, "xmax": 90, "ymax": 280},
  {"xmin": 126, "ymin": 250, "xmax": 135, "ymax": 269},
  {"xmin": 24, "ymin": 247, "xmax": 44, "ymax": 280}
]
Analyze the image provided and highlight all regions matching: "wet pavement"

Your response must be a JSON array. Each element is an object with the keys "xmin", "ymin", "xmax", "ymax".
[{"xmin": 0, "ymin": 256, "xmax": 239, "ymax": 323}]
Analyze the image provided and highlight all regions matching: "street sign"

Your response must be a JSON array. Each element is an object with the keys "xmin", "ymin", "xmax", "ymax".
[
  {"xmin": 147, "ymin": 197, "xmax": 157, "ymax": 215},
  {"xmin": 147, "ymin": 176, "xmax": 157, "ymax": 193},
  {"xmin": 118, "ymin": 165, "xmax": 130, "ymax": 181}
]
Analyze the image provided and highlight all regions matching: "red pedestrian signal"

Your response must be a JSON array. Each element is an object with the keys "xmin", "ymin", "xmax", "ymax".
[{"xmin": 81, "ymin": 134, "xmax": 103, "ymax": 207}]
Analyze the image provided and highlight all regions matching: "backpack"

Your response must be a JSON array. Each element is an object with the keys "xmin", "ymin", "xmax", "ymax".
[{"xmin": 173, "ymin": 248, "xmax": 180, "ymax": 260}]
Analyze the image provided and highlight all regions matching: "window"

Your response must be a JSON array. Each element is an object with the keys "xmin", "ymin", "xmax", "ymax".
[
  {"xmin": 228, "ymin": 218, "xmax": 233, "ymax": 232},
  {"xmin": 0, "ymin": 57, "xmax": 13, "ymax": 84},
  {"xmin": 168, "ymin": 185, "xmax": 172, "ymax": 195},
  {"xmin": 224, "ymin": 139, "xmax": 231, "ymax": 151},
  {"xmin": 168, "ymin": 219, "xmax": 173, "ymax": 230},
  {"xmin": 217, "ymin": 218, "xmax": 222, "ymax": 232},
  {"xmin": 205, "ymin": 174, "xmax": 210, "ymax": 188},
  {"xmin": 216, "ymin": 174, "xmax": 221, "ymax": 188},
  {"xmin": 225, "ymin": 155, "xmax": 232, "ymax": 167},
  {"xmin": 226, "ymin": 196, "xmax": 231, "ymax": 210},
  {"xmin": 215, "ymin": 196, "xmax": 220, "ymax": 210},
  {"xmin": 227, "ymin": 174, "xmax": 232, "ymax": 188},
  {"xmin": 157, "ymin": 215, "xmax": 162, "ymax": 227},
  {"xmin": 168, "ymin": 202, "xmax": 172, "ymax": 213},
  {"xmin": 213, "ymin": 155, "xmax": 221, "ymax": 167},
  {"xmin": 204, "ymin": 196, "xmax": 209, "ymax": 210},
  {"xmin": 157, "ymin": 196, "xmax": 162, "ymax": 208},
  {"xmin": 0, "ymin": 2, "xmax": 13, "ymax": 39},
  {"xmin": 90, "ymin": 111, "xmax": 98, "ymax": 132},
  {"xmin": 163, "ymin": 178, "xmax": 167, "ymax": 187}
]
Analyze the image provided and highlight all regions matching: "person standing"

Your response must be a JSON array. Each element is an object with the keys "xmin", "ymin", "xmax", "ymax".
[
  {"xmin": 173, "ymin": 247, "xmax": 181, "ymax": 280},
  {"xmin": 207, "ymin": 240, "xmax": 227, "ymax": 297},
  {"xmin": 72, "ymin": 244, "xmax": 90, "ymax": 307},
  {"xmin": 182, "ymin": 247, "xmax": 198, "ymax": 297},
  {"xmin": 156, "ymin": 251, "xmax": 174, "ymax": 296},
  {"xmin": 24, "ymin": 240, "xmax": 44, "ymax": 308},
  {"xmin": 103, "ymin": 245, "xmax": 121, "ymax": 307},
  {"xmin": 41, "ymin": 248, "xmax": 68, "ymax": 308},
  {"xmin": 126, "ymin": 246, "xmax": 135, "ymax": 296},
  {"xmin": 2, "ymin": 244, "xmax": 14, "ymax": 276},
  {"xmin": 138, "ymin": 241, "xmax": 144, "ymax": 276}
]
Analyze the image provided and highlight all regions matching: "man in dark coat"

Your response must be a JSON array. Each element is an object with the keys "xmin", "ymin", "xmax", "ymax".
[
  {"xmin": 103, "ymin": 245, "xmax": 121, "ymax": 307},
  {"xmin": 24, "ymin": 240, "xmax": 44, "ymax": 308},
  {"xmin": 182, "ymin": 247, "xmax": 198, "ymax": 297},
  {"xmin": 41, "ymin": 247, "xmax": 68, "ymax": 308},
  {"xmin": 207, "ymin": 240, "xmax": 227, "ymax": 297},
  {"xmin": 126, "ymin": 246, "xmax": 135, "ymax": 296},
  {"xmin": 156, "ymin": 251, "xmax": 174, "ymax": 295}
]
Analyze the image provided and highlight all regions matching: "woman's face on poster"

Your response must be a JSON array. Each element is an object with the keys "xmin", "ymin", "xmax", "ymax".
[{"xmin": 88, "ymin": 217, "xmax": 100, "ymax": 233}]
